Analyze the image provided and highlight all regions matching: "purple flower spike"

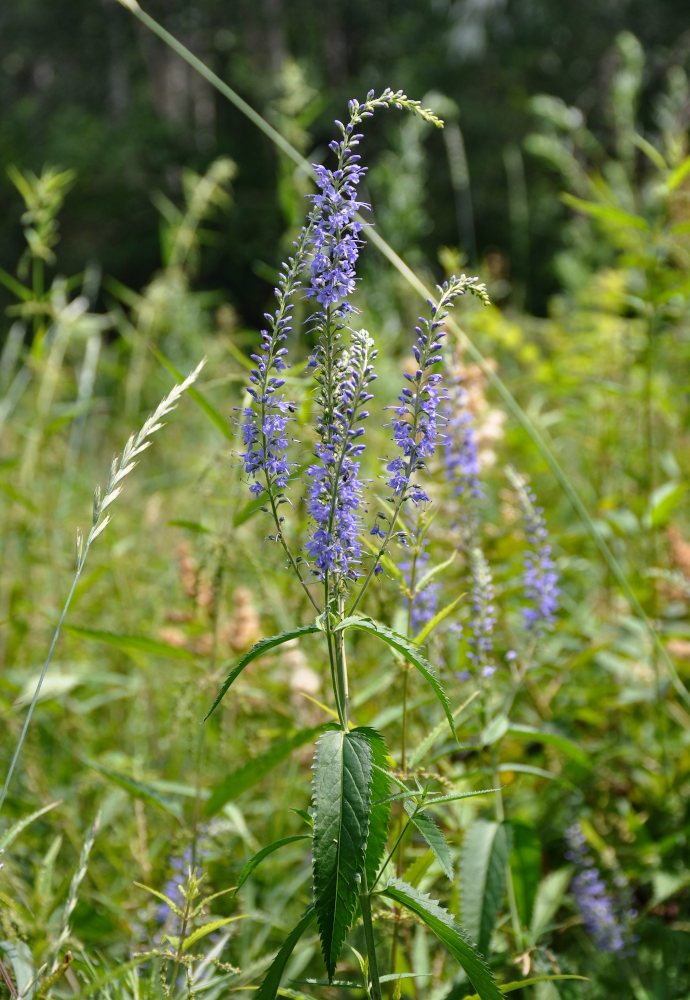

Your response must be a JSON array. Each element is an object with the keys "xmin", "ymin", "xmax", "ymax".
[
  {"xmin": 386, "ymin": 277, "xmax": 485, "ymax": 506},
  {"xmin": 565, "ymin": 823, "xmax": 636, "ymax": 953},
  {"xmin": 305, "ymin": 329, "xmax": 377, "ymax": 581},
  {"xmin": 507, "ymin": 467, "xmax": 559, "ymax": 634}
]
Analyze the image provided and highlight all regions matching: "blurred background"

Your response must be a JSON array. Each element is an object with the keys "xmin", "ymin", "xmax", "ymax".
[{"xmin": 2, "ymin": 0, "xmax": 689, "ymax": 319}]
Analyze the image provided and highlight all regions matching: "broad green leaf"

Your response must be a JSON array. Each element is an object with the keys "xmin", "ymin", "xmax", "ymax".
[
  {"xmin": 506, "ymin": 724, "xmax": 589, "ymax": 767},
  {"xmin": 508, "ymin": 821, "xmax": 541, "ymax": 928},
  {"xmin": 336, "ymin": 616, "xmax": 456, "ymax": 740},
  {"xmin": 529, "ymin": 866, "xmax": 573, "ymax": 942},
  {"xmin": 413, "ymin": 594, "xmax": 464, "ymax": 645},
  {"xmin": 66, "ymin": 625, "xmax": 196, "ymax": 661},
  {"xmin": 382, "ymin": 878, "xmax": 504, "ymax": 1000},
  {"xmin": 643, "ymin": 481, "xmax": 687, "ymax": 529},
  {"xmin": 90, "ymin": 764, "xmax": 183, "ymax": 818},
  {"xmin": 205, "ymin": 624, "xmax": 320, "ymax": 719},
  {"xmin": 312, "ymin": 729, "xmax": 373, "ymax": 979},
  {"xmin": 357, "ymin": 728, "xmax": 390, "ymax": 889},
  {"xmin": 0, "ymin": 940, "xmax": 36, "ymax": 1000},
  {"xmin": 480, "ymin": 714, "xmax": 509, "ymax": 746},
  {"xmin": 236, "ymin": 835, "xmax": 310, "ymax": 893},
  {"xmin": 205, "ymin": 725, "xmax": 325, "ymax": 815},
  {"xmin": 0, "ymin": 800, "xmax": 61, "ymax": 853},
  {"xmin": 460, "ymin": 820, "xmax": 510, "ymax": 954},
  {"xmin": 404, "ymin": 801, "xmax": 453, "ymax": 881},
  {"xmin": 257, "ymin": 906, "xmax": 318, "ymax": 1000}
]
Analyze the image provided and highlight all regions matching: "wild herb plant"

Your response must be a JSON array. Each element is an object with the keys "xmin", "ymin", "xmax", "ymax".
[{"xmin": 200, "ymin": 90, "xmax": 574, "ymax": 1000}]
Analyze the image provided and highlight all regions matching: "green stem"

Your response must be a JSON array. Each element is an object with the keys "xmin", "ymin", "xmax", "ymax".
[
  {"xmin": 490, "ymin": 748, "xmax": 522, "ymax": 948},
  {"xmin": 360, "ymin": 872, "xmax": 382, "ymax": 1000}
]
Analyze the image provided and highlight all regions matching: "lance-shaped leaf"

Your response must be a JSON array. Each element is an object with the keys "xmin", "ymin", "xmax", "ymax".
[
  {"xmin": 256, "ymin": 906, "xmax": 317, "ymax": 1000},
  {"xmin": 357, "ymin": 727, "xmax": 390, "ymax": 888},
  {"xmin": 205, "ymin": 624, "xmax": 320, "ymax": 720},
  {"xmin": 235, "ymin": 834, "xmax": 310, "ymax": 894},
  {"xmin": 508, "ymin": 820, "xmax": 541, "ymax": 929},
  {"xmin": 335, "ymin": 616, "xmax": 456, "ymax": 740},
  {"xmin": 312, "ymin": 729, "xmax": 373, "ymax": 979},
  {"xmin": 381, "ymin": 878, "xmax": 504, "ymax": 1000},
  {"xmin": 460, "ymin": 819, "xmax": 511, "ymax": 955},
  {"xmin": 404, "ymin": 801, "xmax": 453, "ymax": 881}
]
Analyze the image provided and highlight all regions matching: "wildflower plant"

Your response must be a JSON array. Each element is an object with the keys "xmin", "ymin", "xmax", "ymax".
[{"xmin": 207, "ymin": 91, "xmax": 506, "ymax": 1000}]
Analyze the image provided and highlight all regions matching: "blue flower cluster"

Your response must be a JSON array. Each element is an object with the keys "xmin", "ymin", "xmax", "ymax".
[
  {"xmin": 508, "ymin": 467, "xmax": 559, "ymax": 634},
  {"xmin": 386, "ymin": 281, "xmax": 469, "ymax": 505},
  {"xmin": 240, "ymin": 236, "xmax": 310, "ymax": 500},
  {"xmin": 238, "ymin": 91, "xmax": 488, "ymax": 603},
  {"xmin": 565, "ymin": 823, "xmax": 635, "ymax": 953},
  {"xmin": 305, "ymin": 137, "xmax": 367, "ymax": 316},
  {"xmin": 305, "ymin": 330, "xmax": 377, "ymax": 579}
]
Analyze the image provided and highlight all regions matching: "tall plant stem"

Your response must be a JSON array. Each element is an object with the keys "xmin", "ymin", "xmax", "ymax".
[
  {"xmin": 360, "ymin": 871, "xmax": 382, "ymax": 1000},
  {"xmin": 117, "ymin": 0, "xmax": 690, "ymax": 711},
  {"xmin": 490, "ymin": 748, "xmax": 522, "ymax": 948}
]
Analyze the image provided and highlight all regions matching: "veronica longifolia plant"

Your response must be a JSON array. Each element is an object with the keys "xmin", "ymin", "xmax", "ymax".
[{"xmin": 208, "ymin": 90, "xmax": 502, "ymax": 1000}]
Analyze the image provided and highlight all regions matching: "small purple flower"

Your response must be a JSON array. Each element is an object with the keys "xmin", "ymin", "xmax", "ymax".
[
  {"xmin": 305, "ymin": 329, "xmax": 377, "ymax": 581},
  {"xmin": 565, "ymin": 823, "xmax": 635, "ymax": 953},
  {"xmin": 507, "ymin": 467, "xmax": 559, "ymax": 634},
  {"xmin": 240, "ymin": 234, "xmax": 312, "ymax": 500}
]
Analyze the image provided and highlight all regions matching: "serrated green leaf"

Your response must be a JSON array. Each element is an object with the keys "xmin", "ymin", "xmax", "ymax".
[
  {"xmin": 182, "ymin": 914, "xmax": 246, "ymax": 951},
  {"xmin": 66, "ymin": 625, "xmax": 196, "ymax": 661},
  {"xmin": 356, "ymin": 728, "xmax": 390, "ymax": 889},
  {"xmin": 236, "ymin": 835, "xmax": 310, "ymax": 893},
  {"xmin": 256, "ymin": 907, "xmax": 317, "ymax": 1000},
  {"xmin": 205, "ymin": 725, "xmax": 325, "ymax": 815},
  {"xmin": 335, "ymin": 616, "xmax": 455, "ymax": 740},
  {"xmin": 460, "ymin": 820, "xmax": 510, "ymax": 954},
  {"xmin": 508, "ymin": 820, "xmax": 541, "ymax": 928},
  {"xmin": 90, "ymin": 763, "xmax": 184, "ymax": 818},
  {"xmin": 205, "ymin": 625, "xmax": 321, "ymax": 720},
  {"xmin": 381, "ymin": 878, "xmax": 504, "ymax": 1000},
  {"xmin": 312, "ymin": 729, "xmax": 373, "ymax": 979},
  {"xmin": 404, "ymin": 801, "xmax": 453, "ymax": 881},
  {"xmin": 134, "ymin": 881, "xmax": 185, "ymax": 919},
  {"xmin": 0, "ymin": 800, "xmax": 61, "ymax": 853}
]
